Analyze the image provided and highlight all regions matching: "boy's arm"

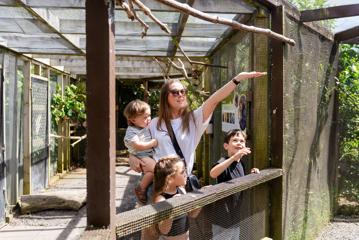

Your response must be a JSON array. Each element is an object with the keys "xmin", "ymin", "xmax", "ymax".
[
  {"xmin": 210, "ymin": 149, "xmax": 249, "ymax": 179},
  {"xmin": 131, "ymin": 138, "xmax": 157, "ymax": 151},
  {"xmin": 210, "ymin": 157, "xmax": 235, "ymax": 179}
]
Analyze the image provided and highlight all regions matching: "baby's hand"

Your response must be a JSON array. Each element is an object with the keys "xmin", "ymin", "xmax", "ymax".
[{"xmin": 151, "ymin": 139, "xmax": 158, "ymax": 147}]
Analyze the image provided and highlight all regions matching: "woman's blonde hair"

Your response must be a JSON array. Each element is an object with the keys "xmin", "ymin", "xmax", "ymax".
[
  {"xmin": 157, "ymin": 79, "xmax": 194, "ymax": 138},
  {"xmin": 153, "ymin": 156, "xmax": 183, "ymax": 201}
]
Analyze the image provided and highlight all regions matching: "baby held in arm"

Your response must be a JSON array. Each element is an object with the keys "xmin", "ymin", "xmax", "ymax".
[{"xmin": 123, "ymin": 100, "xmax": 157, "ymax": 204}]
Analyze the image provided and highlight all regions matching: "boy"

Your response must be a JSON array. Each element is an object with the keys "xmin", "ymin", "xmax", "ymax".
[
  {"xmin": 124, "ymin": 100, "xmax": 157, "ymax": 204},
  {"xmin": 209, "ymin": 129, "xmax": 259, "ymax": 240}
]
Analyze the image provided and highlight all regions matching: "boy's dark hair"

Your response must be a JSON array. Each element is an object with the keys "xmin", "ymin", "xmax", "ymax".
[
  {"xmin": 123, "ymin": 99, "xmax": 150, "ymax": 126},
  {"xmin": 224, "ymin": 129, "xmax": 247, "ymax": 144}
]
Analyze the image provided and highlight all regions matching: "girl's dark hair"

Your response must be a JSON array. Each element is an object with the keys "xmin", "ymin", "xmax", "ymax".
[
  {"xmin": 152, "ymin": 156, "xmax": 182, "ymax": 201},
  {"xmin": 224, "ymin": 129, "xmax": 247, "ymax": 144},
  {"xmin": 157, "ymin": 80, "xmax": 194, "ymax": 138}
]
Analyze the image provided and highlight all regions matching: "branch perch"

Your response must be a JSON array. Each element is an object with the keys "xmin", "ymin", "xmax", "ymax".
[
  {"xmin": 128, "ymin": 0, "xmax": 149, "ymax": 38},
  {"xmin": 167, "ymin": 58, "xmax": 189, "ymax": 80},
  {"xmin": 153, "ymin": 57, "xmax": 171, "ymax": 81},
  {"xmin": 153, "ymin": 0, "xmax": 296, "ymax": 46},
  {"xmin": 132, "ymin": 0, "xmax": 172, "ymax": 34}
]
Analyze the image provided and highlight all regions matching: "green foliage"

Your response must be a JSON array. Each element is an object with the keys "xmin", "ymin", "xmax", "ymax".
[
  {"xmin": 287, "ymin": 0, "xmax": 334, "ymax": 29},
  {"xmin": 51, "ymin": 83, "xmax": 86, "ymax": 124},
  {"xmin": 181, "ymin": 80, "xmax": 205, "ymax": 110},
  {"xmin": 118, "ymin": 80, "xmax": 204, "ymax": 126},
  {"xmin": 337, "ymin": 44, "xmax": 359, "ymax": 203}
]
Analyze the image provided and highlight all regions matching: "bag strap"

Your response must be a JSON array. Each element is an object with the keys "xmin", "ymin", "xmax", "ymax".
[{"xmin": 167, "ymin": 123, "xmax": 186, "ymax": 167}]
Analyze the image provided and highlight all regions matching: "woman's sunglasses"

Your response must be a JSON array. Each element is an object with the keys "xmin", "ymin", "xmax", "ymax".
[{"xmin": 169, "ymin": 89, "xmax": 187, "ymax": 97}]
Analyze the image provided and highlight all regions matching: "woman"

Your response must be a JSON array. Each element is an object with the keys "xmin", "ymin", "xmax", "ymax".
[{"xmin": 130, "ymin": 71, "xmax": 266, "ymax": 175}]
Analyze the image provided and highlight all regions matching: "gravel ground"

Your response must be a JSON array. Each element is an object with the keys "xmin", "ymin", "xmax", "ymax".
[{"xmin": 315, "ymin": 218, "xmax": 359, "ymax": 240}]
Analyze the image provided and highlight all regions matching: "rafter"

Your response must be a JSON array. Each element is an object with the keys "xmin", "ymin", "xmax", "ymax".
[
  {"xmin": 4, "ymin": 0, "xmax": 256, "ymax": 13},
  {"xmin": 153, "ymin": 0, "xmax": 295, "ymax": 45},
  {"xmin": 166, "ymin": 0, "xmax": 195, "ymax": 74},
  {"xmin": 334, "ymin": 26, "xmax": 359, "ymax": 42},
  {"xmin": 300, "ymin": 4, "xmax": 359, "ymax": 22},
  {"xmin": 15, "ymin": 0, "xmax": 85, "ymax": 54}
]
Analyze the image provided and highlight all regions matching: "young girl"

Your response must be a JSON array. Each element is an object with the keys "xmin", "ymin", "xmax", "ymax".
[{"xmin": 153, "ymin": 156, "xmax": 200, "ymax": 240}]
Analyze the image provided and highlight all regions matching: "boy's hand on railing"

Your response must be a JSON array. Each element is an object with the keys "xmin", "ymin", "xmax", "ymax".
[{"xmin": 251, "ymin": 168, "xmax": 260, "ymax": 174}]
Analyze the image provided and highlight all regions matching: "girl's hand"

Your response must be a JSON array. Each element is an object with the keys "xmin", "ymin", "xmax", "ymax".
[
  {"xmin": 251, "ymin": 168, "xmax": 260, "ymax": 174},
  {"xmin": 233, "ymin": 71, "xmax": 267, "ymax": 81}
]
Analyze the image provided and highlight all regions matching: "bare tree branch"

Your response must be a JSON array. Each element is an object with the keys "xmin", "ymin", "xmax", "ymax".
[
  {"xmin": 153, "ymin": 0, "xmax": 296, "ymax": 46},
  {"xmin": 119, "ymin": 1, "xmax": 135, "ymax": 20},
  {"xmin": 128, "ymin": 0, "xmax": 149, "ymax": 37},
  {"xmin": 167, "ymin": 58, "xmax": 189, "ymax": 80},
  {"xmin": 174, "ymin": 40, "xmax": 227, "ymax": 68},
  {"xmin": 132, "ymin": 0, "xmax": 172, "ymax": 34},
  {"xmin": 153, "ymin": 57, "xmax": 171, "ymax": 81}
]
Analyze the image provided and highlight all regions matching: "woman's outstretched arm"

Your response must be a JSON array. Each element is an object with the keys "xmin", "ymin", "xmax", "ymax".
[{"xmin": 202, "ymin": 71, "xmax": 266, "ymax": 123}]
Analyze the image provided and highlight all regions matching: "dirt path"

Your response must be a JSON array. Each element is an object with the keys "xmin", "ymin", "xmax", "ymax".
[{"xmin": 315, "ymin": 218, "xmax": 359, "ymax": 240}]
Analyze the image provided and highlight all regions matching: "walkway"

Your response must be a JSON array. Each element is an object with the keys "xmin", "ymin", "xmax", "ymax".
[{"xmin": 0, "ymin": 166, "xmax": 141, "ymax": 240}]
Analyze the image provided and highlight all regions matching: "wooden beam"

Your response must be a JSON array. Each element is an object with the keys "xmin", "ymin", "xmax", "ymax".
[
  {"xmin": 301, "ymin": 4, "xmax": 359, "ymax": 22},
  {"xmin": 166, "ymin": 0, "xmax": 195, "ymax": 74},
  {"xmin": 269, "ymin": 5, "xmax": 284, "ymax": 240},
  {"xmin": 11, "ymin": 0, "xmax": 256, "ymax": 13},
  {"xmin": 23, "ymin": 60, "xmax": 31, "ymax": 194},
  {"xmin": 86, "ymin": 0, "xmax": 116, "ymax": 233},
  {"xmin": 343, "ymin": 36, "xmax": 359, "ymax": 44},
  {"xmin": 334, "ymin": 26, "xmax": 359, "ymax": 42},
  {"xmin": 14, "ymin": 0, "xmax": 85, "ymax": 54},
  {"xmin": 116, "ymin": 168, "xmax": 282, "ymax": 237}
]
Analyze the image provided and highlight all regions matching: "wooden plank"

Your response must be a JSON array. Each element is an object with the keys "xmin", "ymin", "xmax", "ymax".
[
  {"xmin": 60, "ymin": 20, "xmax": 228, "ymax": 37},
  {"xmin": 12, "ymin": 0, "xmax": 256, "ymax": 13},
  {"xmin": 167, "ymin": 0, "xmax": 195, "ymax": 57},
  {"xmin": 334, "ymin": 26, "xmax": 359, "ymax": 42},
  {"xmin": 252, "ymin": 13, "xmax": 270, "ymax": 236},
  {"xmin": 22, "ymin": 60, "xmax": 31, "ymax": 194},
  {"xmin": 116, "ymin": 168, "xmax": 283, "ymax": 237},
  {"xmin": 343, "ymin": 36, "xmax": 359, "ymax": 44},
  {"xmin": 300, "ymin": 4, "xmax": 359, "ymax": 22},
  {"xmin": 86, "ymin": 0, "xmax": 116, "ymax": 232},
  {"xmin": 14, "ymin": 1, "xmax": 85, "ymax": 54},
  {"xmin": 0, "ymin": 19, "xmax": 53, "ymax": 34}
]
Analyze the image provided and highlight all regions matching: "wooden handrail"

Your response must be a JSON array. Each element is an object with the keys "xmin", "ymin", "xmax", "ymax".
[{"xmin": 115, "ymin": 168, "xmax": 282, "ymax": 237}]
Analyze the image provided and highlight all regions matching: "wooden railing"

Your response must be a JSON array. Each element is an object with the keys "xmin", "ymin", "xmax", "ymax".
[{"xmin": 115, "ymin": 168, "xmax": 282, "ymax": 237}]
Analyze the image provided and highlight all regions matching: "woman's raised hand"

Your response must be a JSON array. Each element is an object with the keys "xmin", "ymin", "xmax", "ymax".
[{"xmin": 233, "ymin": 71, "xmax": 267, "ymax": 81}]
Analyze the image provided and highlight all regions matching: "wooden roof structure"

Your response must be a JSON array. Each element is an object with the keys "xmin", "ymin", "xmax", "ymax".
[
  {"xmin": 0, "ymin": 1, "xmax": 358, "ymax": 80},
  {"xmin": 0, "ymin": 0, "xmax": 258, "ymax": 79},
  {"xmin": 300, "ymin": 2, "xmax": 359, "ymax": 44}
]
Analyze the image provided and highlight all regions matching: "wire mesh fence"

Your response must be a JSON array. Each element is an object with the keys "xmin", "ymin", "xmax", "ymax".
[{"xmin": 116, "ymin": 168, "xmax": 281, "ymax": 240}]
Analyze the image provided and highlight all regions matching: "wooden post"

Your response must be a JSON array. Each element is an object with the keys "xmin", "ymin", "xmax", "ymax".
[
  {"xmin": 269, "ymin": 5, "xmax": 284, "ymax": 240},
  {"xmin": 86, "ymin": 0, "xmax": 116, "ymax": 233},
  {"xmin": 252, "ymin": 10, "xmax": 270, "ymax": 236},
  {"xmin": 57, "ymin": 119, "xmax": 64, "ymax": 174},
  {"xmin": 57, "ymin": 75, "xmax": 63, "ymax": 174},
  {"xmin": 64, "ymin": 118, "xmax": 70, "ymax": 171},
  {"xmin": 23, "ymin": 61, "xmax": 31, "ymax": 194}
]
